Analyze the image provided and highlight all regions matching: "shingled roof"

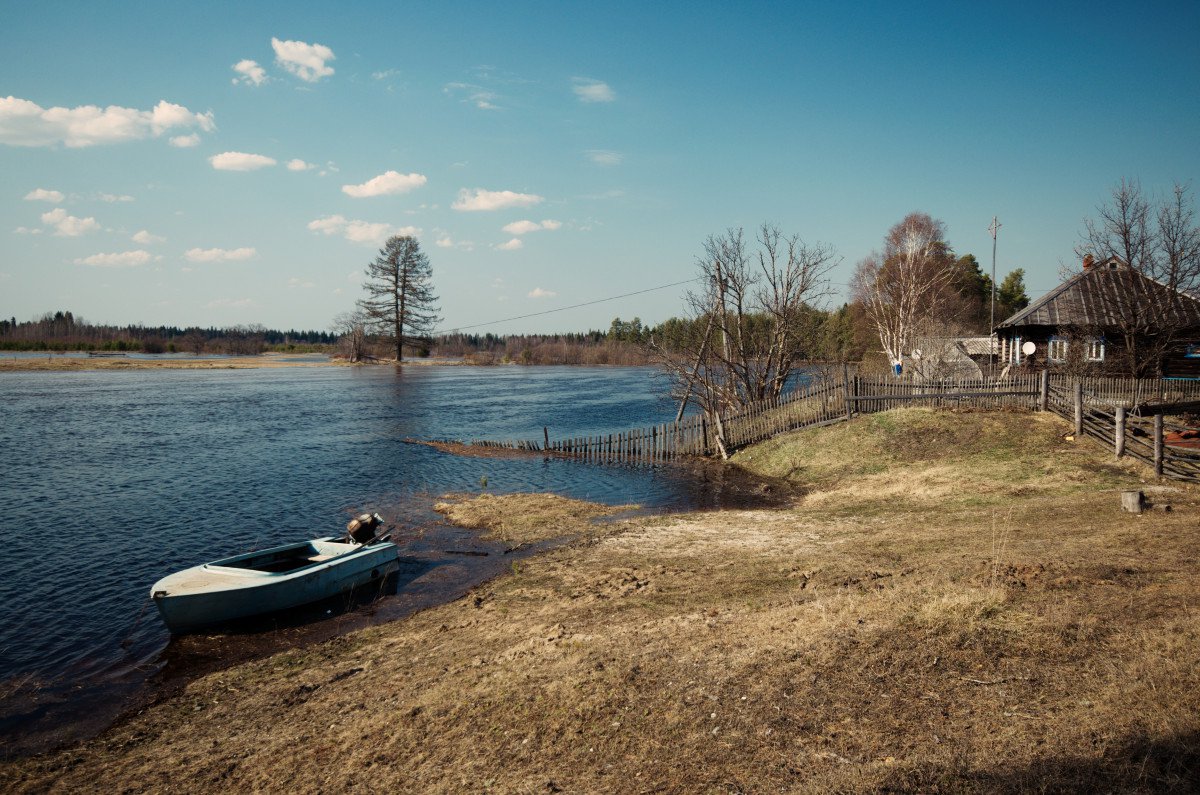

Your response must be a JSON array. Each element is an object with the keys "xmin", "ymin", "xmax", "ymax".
[{"xmin": 997, "ymin": 258, "xmax": 1200, "ymax": 331}]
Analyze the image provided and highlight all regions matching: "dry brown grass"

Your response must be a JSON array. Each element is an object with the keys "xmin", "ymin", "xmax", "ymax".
[
  {"xmin": 4, "ymin": 409, "xmax": 1198, "ymax": 793},
  {"xmin": 433, "ymin": 492, "xmax": 635, "ymax": 545}
]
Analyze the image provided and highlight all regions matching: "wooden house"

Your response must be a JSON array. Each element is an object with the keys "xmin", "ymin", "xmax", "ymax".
[{"xmin": 995, "ymin": 256, "xmax": 1200, "ymax": 378}]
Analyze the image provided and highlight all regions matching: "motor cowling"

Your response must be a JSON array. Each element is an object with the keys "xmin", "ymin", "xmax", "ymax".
[{"xmin": 346, "ymin": 512, "xmax": 383, "ymax": 544}]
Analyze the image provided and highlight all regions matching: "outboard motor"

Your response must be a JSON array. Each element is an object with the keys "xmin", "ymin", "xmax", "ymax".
[{"xmin": 346, "ymin": 512, "xmax": 384, "ymax": 544}]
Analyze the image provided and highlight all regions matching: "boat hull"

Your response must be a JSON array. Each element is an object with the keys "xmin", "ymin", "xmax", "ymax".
[{"xmin": 151, "ymin": 537, "xmax": 399, "ymax": 633}]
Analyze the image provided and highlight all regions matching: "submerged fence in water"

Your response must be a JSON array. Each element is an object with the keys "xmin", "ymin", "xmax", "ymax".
[{"xmin": 440, "ymin": 369, "xmax": 1200, "ymax": 477}]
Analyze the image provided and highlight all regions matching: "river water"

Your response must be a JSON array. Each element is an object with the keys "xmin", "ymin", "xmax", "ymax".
[{"xmin": 0, "ymin": 363, "xmax": 754, "ymax": 750}]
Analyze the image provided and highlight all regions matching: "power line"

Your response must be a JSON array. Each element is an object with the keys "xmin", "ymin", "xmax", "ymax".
[{"xmin": 433, "ymin": 276, "xmax": 700, "ymax": 335}]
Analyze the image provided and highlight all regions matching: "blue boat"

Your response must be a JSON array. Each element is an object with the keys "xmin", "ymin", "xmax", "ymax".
[{"xmin": 150, "ymin": 514, "xmax": 399, "ymax": 633}]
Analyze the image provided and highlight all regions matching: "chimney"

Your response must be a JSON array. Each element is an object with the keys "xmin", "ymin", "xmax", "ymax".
[{"xmin": 1082, "ymin": 253, "xmax": 1095, "ymax": 270}]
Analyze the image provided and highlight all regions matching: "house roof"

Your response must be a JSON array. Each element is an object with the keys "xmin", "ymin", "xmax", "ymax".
[{"xmin": 996, "ymin": 258, "xmax": 1200, "ymax": 331}]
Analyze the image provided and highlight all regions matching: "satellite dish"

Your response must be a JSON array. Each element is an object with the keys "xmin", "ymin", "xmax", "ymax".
[{"xmin": 1021, "ymin": 341, "xmax": 1036, "ymax": 356}]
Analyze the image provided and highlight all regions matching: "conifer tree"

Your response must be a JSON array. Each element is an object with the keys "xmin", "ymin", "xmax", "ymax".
[{"xmin": 359, "ymin": 235, "xmax": 440, "ymax": 361}]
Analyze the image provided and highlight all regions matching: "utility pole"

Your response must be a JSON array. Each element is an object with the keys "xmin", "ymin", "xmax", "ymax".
[{"xmin": 988, "ymin": 216, "xmax": 1001, "ymax": 376}]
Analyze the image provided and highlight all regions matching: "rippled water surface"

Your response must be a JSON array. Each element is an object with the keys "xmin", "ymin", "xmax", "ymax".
[{"xmin": 0, "ymin": 364, "xmax": 747, "ymax": 748}]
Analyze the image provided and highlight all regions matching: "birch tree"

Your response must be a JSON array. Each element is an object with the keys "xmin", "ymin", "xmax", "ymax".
[
  {"xmin": 851, "ymin": 213, "xmax": 958, "ymax": 371},
  {"xmin": 359, "ymin": 235, "xmax": 440, "ymax": 361}
]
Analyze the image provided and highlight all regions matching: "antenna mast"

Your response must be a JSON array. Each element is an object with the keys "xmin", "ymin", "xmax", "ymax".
[{"xmin": 988, "ymin": 216, "xmax": 1002, "ymax": 375}]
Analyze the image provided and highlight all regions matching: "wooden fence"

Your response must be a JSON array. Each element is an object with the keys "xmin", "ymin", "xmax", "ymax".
[
  {"xmin": 1045, "ymin": 380, "xmax": 1200, "ymax": 482},
  {"xmin": 440, "ymin": 370, "xmax": 1056, "ymax": 465}
]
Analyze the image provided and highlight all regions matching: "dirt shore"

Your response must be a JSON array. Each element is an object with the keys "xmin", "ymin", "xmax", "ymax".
[
  {"xmin": 3, "ymin": 409, "xmax": 1198, "ymax": 792},
  {"xmin": 0, "ymin": 355, "xmax": 347, "ymax": 371}
]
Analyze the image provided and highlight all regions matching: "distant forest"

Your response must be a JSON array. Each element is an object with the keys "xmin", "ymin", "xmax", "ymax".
[
  {"xmin": 0, "ymin": 311, "xmax": 335, "ymax": 354},
  {"xmin": 0, "ymin": 305, "xmax": 875, "ymax": 364}
]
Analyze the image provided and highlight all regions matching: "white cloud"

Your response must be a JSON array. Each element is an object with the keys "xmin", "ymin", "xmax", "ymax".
[
  {"xmin": 528, "ymin": 287, "xmax": 557, "ymax": 298},
  {"xmin": 444, "ymin": 82, "xmax": 500, "ymax": 110},
  {"xmin": 452, "ymin": 188, "xmax": 543, "ymax": 212},
  {"xmin": 572, "ymin": 79, "xmax": 615, "ymax": 103},
  {"xmin": 502, "ymin": 219, "xmax": 562, "ymax": 235},
  {"xmin": 73, "ymin": 250, "xmax": 152, "ymax": 268},
  {"xmin": 99, "ymin": 193, "xmax": 134, "ymax": 203},
  {"xmin": 287, "ymin": 277, "xmax": 315, "ymax": 288},
  {"xmin": 132, "ymin": 230, "xmax": 164, "ymax": 244},
  {"xmin": 169, "ymin": 133, "xmax": 201, "ymax": 148},
  {"xmin": 209, "ymin": 151, "xmax": 276, "ymax": 171},
  {"xmin": 184, "ymin": 246, "xmax": 257, "ymax": 262},
  {"xmin": 586, "ymin": 149, "xmax": 623, "ymax": 166},
  {"xmin": 341, "ymin": 170, "xmax": 427, "ymax": 198},
  {"xmin": 13, "ymin": 226, "xmax": 43, "ymax": 235},
  {"xmin": 232, "ymin": 59, "xmax": 267, "ymax": 87},
  {"xmin": 271, "ymin": 37, "xmax": 335, "ymax": 83},
  {"xmin": 372, "ymin": 69, "xmax": 400, "ymax": 81},
  {"xmin": 286, "ymin": 158, "xmax": 315, "ymax": 171},
  {"xmin": 307, "ymin": 214, "xmax": 419, "ymax": 245},
  {"xmin": 0, "ymin": 97, "xmax": 214, "ymax": 148},
  {"xmin": 23, "ymin": 188, "xmax": 63, "ymax": 202},
  {"xmin": 206, "ymin": 298, "xmax": 256, "ymax": 309},
  {"xmin": 41, "ymin": 207, "xmax": 99, "ymax": 236},
  {"xmin": 495, "ymin": 238, "xmax": 524, "ymax": 251}
]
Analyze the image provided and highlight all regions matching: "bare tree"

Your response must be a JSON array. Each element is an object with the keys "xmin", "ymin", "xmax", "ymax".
[
  {"xmin": 331, "ymin": 311, "xmax": 369, "ymax": 362},
  {"xmin": 359, "ymin": 236, "xmax": 440, "ymax": 362},
  {"xmin": 851, "ymin": 213, "xmax": 958, "ymax": 372},
  {"xmin": 651, "ymin": 224, "xmax": 838, "ymax": 457},
  {"xmin": 1076, "ymin": 180, "xmax": 1200, "ymax": 377}
]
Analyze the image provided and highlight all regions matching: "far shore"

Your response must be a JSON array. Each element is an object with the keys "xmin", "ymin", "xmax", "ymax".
[{"xmin": 0, "ymin": 353, "xmax": 475, "ymax": 372}]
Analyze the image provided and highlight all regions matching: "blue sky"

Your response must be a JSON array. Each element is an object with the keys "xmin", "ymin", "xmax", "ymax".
[{"xmin": 2, "ymin": 1, "xmax": 1198, "ymax": 334}]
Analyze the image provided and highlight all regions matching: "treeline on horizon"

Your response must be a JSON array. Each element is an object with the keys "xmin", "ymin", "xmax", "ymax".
[
  {"xmin": 2, "ymin": 252, "xmax": 1025, "ymax": 363},
  {"xmin": 0, "ymin": 311, "xmax": 335, "ymax": 354}
]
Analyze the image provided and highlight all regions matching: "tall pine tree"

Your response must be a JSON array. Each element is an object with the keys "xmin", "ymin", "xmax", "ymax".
[{"xmin": 359, "ymin": 235, "xmax": 440, "ymax": 361}]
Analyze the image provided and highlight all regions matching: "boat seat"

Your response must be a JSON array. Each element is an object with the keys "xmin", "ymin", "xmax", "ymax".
[{"xmin": 307, "ymin": 554, "xmax": 337, "ymax": 563}]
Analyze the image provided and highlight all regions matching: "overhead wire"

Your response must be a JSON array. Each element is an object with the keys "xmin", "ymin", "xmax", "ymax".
[{"xmin": 432, "ymin": 276, "xmax": 701, "ymax": 335}]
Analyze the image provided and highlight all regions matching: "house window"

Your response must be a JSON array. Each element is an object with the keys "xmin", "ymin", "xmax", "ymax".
[
  {"xmin": 1086, "ymin": 337, "xmax": 1105, "ymax": 361},
  {"xmin": 1186, "ymin": 343, "xmax": 1200, "ymax": 359},
  {"xmin": 1048, "ymin": 337, "xmax": 1068, "ymax": 362}
]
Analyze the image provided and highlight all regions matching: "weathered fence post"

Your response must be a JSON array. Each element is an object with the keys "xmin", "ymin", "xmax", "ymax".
[
  {"xmin": 1154, "ymin": 413, "xmax": 1164, "ymax": 476},
  {"xmin": 543, "ymin": 426, "xmax": 549, "ymax": 452},
  {"xmin": 1073, "ymin": 381, "xmax": 1083, "ymax": 437},
  {"xmin": 1039, "ymin": 369, "xmax": 1049, "ymax": 412},
  {"xmin": 1115, "ymin": 407, "xmax": 1126, "ymax": 458},
  {"xmin": 842, "ymin": 363, "xmax": 853, "ymax": 419}
]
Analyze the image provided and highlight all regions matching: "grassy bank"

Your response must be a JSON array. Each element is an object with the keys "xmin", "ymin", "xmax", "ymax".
[{"xmin": 4, "ymin": 409, "xmax": 1198, "ymax": 792}]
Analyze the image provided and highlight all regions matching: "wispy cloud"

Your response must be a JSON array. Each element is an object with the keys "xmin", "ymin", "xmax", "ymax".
[
  {"xmin": 73, "ymin": 250, "xmax": 153, "ymax": 268},
  {"xmin": 453, "ymin": 188, "xmax": 543, "ymax": 212},
  {"xmin": 342, "ymin": 170, "xmax": 427, "ymax": 198},
  {"xmin": 372, "ymin": 69, "xmax": 400, "ymax": 81},
  {"xmin": 444, "ymin": 82, "xmax": 501, "ymax": 110},
  {"xmin": 23, "ymin": 188, "xmax": 63, "ymax": 202},
  {"xmin": 232, "ymin": 59, "xmax": 267, "ymax": 86},
  {"xmin": 572, "ymin": 78, "xmax": 615, "ymax": 103},
  {"xmin": 435, "ymin": 234, "xmax": 473, "ymax": 251},
  {"xmin": 209, "ymin": 151, "xmax": 276, "ymax": 171},
  {"xmin": 502, "ymin": 219, "xmax": 562, "ymax": 235},
  {"xmin": 495, "ymin": 238, "xmax": 524, "ymax": 251},
  {"xmin": 206, "ymin": 297, "xmax": 257, "ymax": 309},
  {"xmin": 528, "ymin": 287, "xmax": 557, "ymax": 298},
  {"xmin": 287, "ymin": 277, "xmax": 315, "ymax": 288},
  {"xmin": 307, "ymin": 214, "xmax": 419, "ymax": 245},
  {"xmin": 184, "ymin": 247, "xmax": 257, "ymax": 262},
  {"xmin": 0, "ymin": 97, "xmax": 214, "ymax": 148},
  {"xmin": 169, "ymin": 133, "xmax": 201, "ymax": 148},
  {"xmin": 286, "ymin": 158, "xmax": 316, "ymax": 171},
  {"xmin": 41, "ymin": 208, "xmax": 99, "ymax": 236},
  {"xmin": 99, "ymin": 193, "xmax": 134, "ymax": 203},
  {"xmin": 271, "ymin": 37, "xmax": 335, "ymax": 82},
  {"xmin": 585, "ymin": 149, "xmax": 623, "ymax": 166}
]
